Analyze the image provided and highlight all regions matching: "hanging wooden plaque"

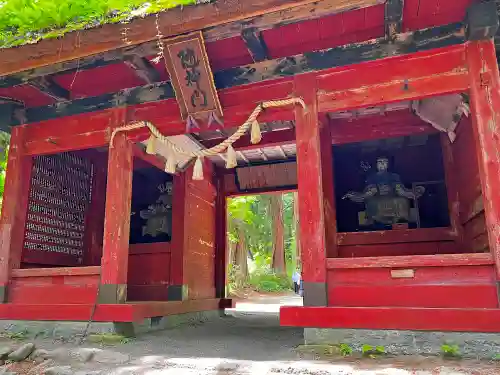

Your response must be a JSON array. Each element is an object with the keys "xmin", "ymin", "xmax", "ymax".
[{"xmin": 162, "ymin": 31, "xmax": 222, "ymax": 123}]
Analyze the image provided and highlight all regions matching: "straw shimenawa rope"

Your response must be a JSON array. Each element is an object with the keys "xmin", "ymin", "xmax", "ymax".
[{"xmin": 109, "ymin": 97, "xmax": 306, "ymax": 179}]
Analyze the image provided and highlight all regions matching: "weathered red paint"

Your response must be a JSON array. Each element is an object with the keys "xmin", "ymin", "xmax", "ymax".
[
  {"xmin": 128, "ymin": 245, "xmax": 171, "ymax": 301},
  {"xmin": 318, "ymin": 46, "xmax": 469, "ymax": 113},
  {"xmin": 466, "ymin": 40, "xmax": 500, "ymax": 281},
  {"xmin": 337, "ymin": 242, "xmax": 458, "ymax": 258},
  {"xmin": 214, "ymin": 170, "xmax": 228, "ymax": 298},
  {"xmin": 330, "ymin": 111, "xmax": 438, "ymax": 145},
  {"xmin": 170, "ymin": 174, "xmax": 186, "ymax": 287},
  {"xmin": 337, "ymin": 227, "xmax": 456, "ymax": 246},
  {"xmin": 328, "ymin": 264, "xmax": 498, "ymax": 308},
  {"xmin": 9, "ymin": 266, "xmax": 100, "ymax": 304},
  {"xmin": 280, "ymin": 306, "xmax": 500, "ymax": 332},
  {"xmin": 294, "ymin": 74, "xmax": 327, "ymax": 284},
  {"xmin": 326, "ymin": 252, "xmax": 494, "ymax": 269},
  {"xmin": 101, "ymin": 132, "xmax": 133, "ymax": 286},
  {"xmin": 0, "ymin": 127, "xmax": 32, "ymax": 288},
  {"xmin": 0, "ymin": 298, "xmax": 228, "ymax": 321},
  {"xmin": 182, "ymin": 163, "xmax": 217, "ymax": 299}
]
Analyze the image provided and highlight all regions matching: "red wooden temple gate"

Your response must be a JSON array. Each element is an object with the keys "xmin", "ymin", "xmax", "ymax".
[{"xmin": 0, "ymin": 0, "xmax": 499, "ymax": 335}]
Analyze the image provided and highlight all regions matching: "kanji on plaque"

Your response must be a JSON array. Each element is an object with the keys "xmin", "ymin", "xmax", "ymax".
[{"xmin": 162, "ymin": 31, "xmax": 222, "ymax": 129}]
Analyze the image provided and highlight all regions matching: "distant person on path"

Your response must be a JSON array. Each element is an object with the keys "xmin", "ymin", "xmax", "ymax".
[{"xmin": 292, "ymin": 269, "xmax": 301, "ymax": 294}]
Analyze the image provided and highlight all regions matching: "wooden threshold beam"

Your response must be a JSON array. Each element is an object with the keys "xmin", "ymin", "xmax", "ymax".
[
  {"xmin": 1, "ymin": 23, "xmax": 465, "ymax": 128},
  {"xmin": 280, "ymin": 306, "xmax": 500, "ymax": 332},
  {"xmin": 0, "ymin": 0, "xmax": 381, "ymax": 81}
]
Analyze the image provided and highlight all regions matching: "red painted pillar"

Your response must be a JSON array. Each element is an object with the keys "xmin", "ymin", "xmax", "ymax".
[
  {"xmin": 99, "ymin": 132, "xmax": 133, "ymax": 303},
  {"xmin": 467, "ymin": 40, "xmax": 500, "ymax": 299},
  {"xmin": 214, "ymin": 169, "xmax": 227, "ymax": 299},
  {"xmin": 0, "ymin": 127, "xmax": 32, "ymax": 302},
  {"xmin": 294, "ymin": 74, "xmax": 335, "ymax": 306},
  {"xmin": 169, "ymin": 173, "xmax": 188, "ymax": 300}
]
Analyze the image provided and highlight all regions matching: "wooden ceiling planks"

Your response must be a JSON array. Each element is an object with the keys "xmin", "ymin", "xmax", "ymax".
[{"xmin": 0, "ymin": 0, "xmax": 381, "ymax": 79}]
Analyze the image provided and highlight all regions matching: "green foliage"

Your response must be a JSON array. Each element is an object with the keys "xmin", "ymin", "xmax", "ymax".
[
  {"xmin": 248, "ymin": 269, "xmax": 292, "ymax": 292},
  {"xmin": 441, "ymin": 344, "xmax": 461, "ymax": 358},
  {"xmin": 0, "ymin": 0, "xmax": 196, "ymax": 48},
  {"xmin": 227, "ymin": 193, "xmax": 297, "ymax": 270},
  {"xmin": 493, "ymin": 353, "xmax": 500, "ymax": 361},
  {"xmin": 226, "ymin": 193, "xmax": 298, "ymax": 293},
  {"xmin": 0, "ymin": 328, "xmax": 29, "ymax": 340},
  {"xmin": 339, "ymin": 343, "xmax": 353, "ymax": 357},
  {"xmin": 361, "ymin": 344, "xmax": 386, "ymax": 358}
]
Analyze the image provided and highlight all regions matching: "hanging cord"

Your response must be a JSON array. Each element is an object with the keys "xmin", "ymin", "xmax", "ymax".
[
  {"xmin": 79, "ymin": 268, "xmax": 102, "ymax": 345},
  {"xmin": 109, "ymin": 98, "xmax": 306, "ymax": 158}
]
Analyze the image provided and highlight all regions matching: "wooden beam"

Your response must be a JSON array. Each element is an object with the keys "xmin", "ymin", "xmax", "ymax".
[
  {"xmin": 241, "ymin": 28, "xmax": 269, "ymax": 62},
  {"xmin": 5, "ymin": 23, "xmax": 466, "ymax": 127},
  {"xmin": 0, "ymin": 0, "xmax": 380, "ymax": 88},
  {"xmin": 124, "ymin": 56, "xmax": 161, "ymax": 84},
  {"xmin": 100, "ymin": 131, "xmax": 133, "ymax": 304},
  {"xmin": 0, "ymin": 298, "xmax": 227, "ymax": 322},
  {"xmin": 336, "ymin": 227, "xmax": 457, "ymax": 246},
  {"xmin": 0, "ymin": 0, "xmax": 381, "ymax": 79},
  {"xmin": 326, "ymin": 253, "xmax": 495, "ymax": 269},
  {"xmin": 202, "ymin": 128, "xmax": 295, "ymax": 150},
  {"xmin": 384, "ymin": 0, "xmax": 404, "ymax": 38},
  {"xmin": 28, "ymin": 77, "xmax": 71, "ymax": 102},
  {"xmin": 280, "ymin": 306, "xmax": 500, "ymax": 332},
  {"xmin": 21, "ymin": 80, "xmax": 295, "ymax": 155},
  {"xmin": 317, "ymin": 44, "xmax": 469, "ymax": 113},
  {"xmin": 467, "ymin": 40, "xmax": 500, "ymax": 283},
  {"xmin": 19, "ymin": 43, "xmax": 468, "ymax": 158},
  {"xmin": 19, "ymin": 45, "xmax": 469, "ymax": 157},
  {"xmin": 330, "ymin": 111, "xmax": 438, "ymax": 144},
  {"xmin": 215, "ymin": 23, "xmax": 465, "ymax": 89}
]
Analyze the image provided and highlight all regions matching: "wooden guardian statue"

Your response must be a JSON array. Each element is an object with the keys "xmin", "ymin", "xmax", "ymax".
[
  {"xmin": 139, "ymin": 182, "xmax": 173, "ymax": 239},
  {"xmin": 343, "ymin": 156, "xmax": 425, "ymax": 227}
]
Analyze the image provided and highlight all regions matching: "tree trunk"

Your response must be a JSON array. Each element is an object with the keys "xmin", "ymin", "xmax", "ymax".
[
  {"xmin": 293, "ymin": 191, "xmax": 301, "ymax": 267},
  {"xmin": 270, "ymin": 194, "xmax": 286, "ymax": 274},
  {"xmin": 234, "ymin": 227, "xmax": 248, "ymax": 284}
]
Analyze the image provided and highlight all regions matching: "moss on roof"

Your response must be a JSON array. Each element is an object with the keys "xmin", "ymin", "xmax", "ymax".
[{"xmin": 0, "ymin": 0, "xmax": 197, "ymax": 49}]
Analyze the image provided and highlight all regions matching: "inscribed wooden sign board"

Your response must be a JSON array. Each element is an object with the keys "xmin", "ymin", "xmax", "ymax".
[
  {"xmin": 162, "ymin": 31, "xmax": 222, "ymax": 124},
  {"xmin": 236, "ymin": 162, "xmax": 297, "ymax": 191}
]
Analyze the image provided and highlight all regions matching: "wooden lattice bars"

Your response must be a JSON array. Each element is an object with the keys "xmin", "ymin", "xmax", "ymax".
[{"xmin": 22, "ymin": 152, "xmax": 94, "ymax": 266}]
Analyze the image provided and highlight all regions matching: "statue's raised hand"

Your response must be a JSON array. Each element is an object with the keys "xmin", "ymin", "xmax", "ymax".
[{"xmin": 415, "ymin": 186, "xmax": 425, "ymax": 198}]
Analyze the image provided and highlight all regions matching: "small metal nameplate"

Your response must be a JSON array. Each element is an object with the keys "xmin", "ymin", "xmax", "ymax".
[{"xmin": 390, "ymin": 269, "xmax": 415, "ymax": 279}]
